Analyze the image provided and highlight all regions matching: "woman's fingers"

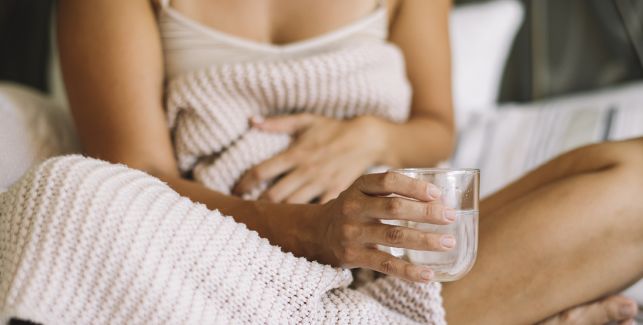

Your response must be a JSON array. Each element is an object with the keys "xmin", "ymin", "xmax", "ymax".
[
  {"xmin": 353, "ymin": 195, "xmax": 455, "ymax": 224},
  {"xmin": 233, "ymin": 152, "xmax": 297, "ymax": 195},
  {"xmin": 318, "ymin": 161, "xmax": 369, "ymax": 203},
  {"xmin": 320, "ymin": 191, "xmax": 340, "ymax": 204},
  {"xmin": 251, "ymin": 113, "xmax": 316, "ymax": 134},
  {"xmin": 359, "ymin": 223, "xmax": 455, "ymax": 251},
  {"xmin": 356, "ymin": 172, "xmax": 442, "ymax": 202},
  {"xmin": 285, "ymin": 182, "xmax": 324, "ymax": 204},
  {"xmin": 259, "ymin": 168, "xmax": 310, "ymax": 202},
  {"xmin": 345, "ymin": 247, "xmax": 433, "ymax": 282}
]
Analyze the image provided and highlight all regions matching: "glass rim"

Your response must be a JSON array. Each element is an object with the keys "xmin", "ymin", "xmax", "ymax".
[{"xmin": 390, "ymin": 167, "xmax": 480, "ymax": 175}]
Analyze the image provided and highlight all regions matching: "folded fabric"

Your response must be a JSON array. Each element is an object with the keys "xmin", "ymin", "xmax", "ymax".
[
  {"xmin": 166, "ymin": 42, "xmax": 411, "ymax": 199},
  {"xmin": 0, "ymin": 156, "xmax": 445, "ymax": 324}
]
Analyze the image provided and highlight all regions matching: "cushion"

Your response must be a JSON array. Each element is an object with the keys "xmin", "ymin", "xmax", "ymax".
[
  {"xmin": 0, "ymin": 82, "xmax": 79, "ymax": 191},
  {"xmin": 450, "ymin": 0, "xmax": 524, "ymax": 128}
]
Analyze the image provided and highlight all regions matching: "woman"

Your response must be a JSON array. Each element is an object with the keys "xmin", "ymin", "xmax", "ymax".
[{"xmin": 55, "ymin": 0, "xmax": 641, "ymax": 323}]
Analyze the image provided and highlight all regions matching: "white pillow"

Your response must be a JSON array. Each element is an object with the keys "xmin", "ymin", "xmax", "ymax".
[
  {"xmin": 0, "ymin": 83, "xmax": 79, "ymax": 191},
  {"xmin": 450, "ymin": 0, "xmax": 524, "ymax": 128}
]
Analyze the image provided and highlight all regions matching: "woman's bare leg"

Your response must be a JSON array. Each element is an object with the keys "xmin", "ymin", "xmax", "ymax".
[{"xmin": 442, "ymin": 138, "xmax": 643, "ymax": 324}]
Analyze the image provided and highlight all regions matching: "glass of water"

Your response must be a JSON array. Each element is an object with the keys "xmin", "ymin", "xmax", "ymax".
[{"xmin": 387, "ymin": 168, "xmax": 480, "ymax": 282}]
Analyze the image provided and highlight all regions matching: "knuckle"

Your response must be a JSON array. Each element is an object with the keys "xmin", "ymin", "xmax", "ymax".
[
  {"xmin": 424, "ymin": 203, "xmax": 434, "ymax": 219},
  {"xmin": 355, "ymin": 175, "xmax": 368, "ymax": 189},
  {"xmin": 250, "ymin": 167, "xmax": 265, "ymax": 180},
  {"xmin": 413, "ymin": 181, "xmax": 428, "ymax": 199},
  {"xmin": 380, "ymin": 172, "xmax": 399, "ymax": 188},
  {"xmin": 385, "ymin": 198, "xmax": 404, "ymax": 215},
  {"xmin": 340, "ymin": 247, "xmax": 359, "ymax": 264},
  {"xmin": 340, "ymin": 223, "xmax": 362, "ymax": 241},
  {"xmin": 385, "ymin": 227, "xmax": 404, "ymax": 244},
  {"xmin": 334, "ymin": 190, "xmax": 349, "ymax": 202},
  {"xmin": 419, "ymin": 234, "xmax": 440, "ymax": 249},
  {"xmin": 340, "ymin": 200, "xmax": 360, "ymax": 216},
  {"xmin": 380, "ymin": 259, "xmax": 397, "ymax": 274},
  {"xmin": 424, "ymin": 234, "xmax": 439, "ymax": 249}
]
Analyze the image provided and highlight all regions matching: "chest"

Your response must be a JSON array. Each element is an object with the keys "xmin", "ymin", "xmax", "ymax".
[{"xmin": 169, "ymin": 0, "xmax": 388, "ymax": 45}]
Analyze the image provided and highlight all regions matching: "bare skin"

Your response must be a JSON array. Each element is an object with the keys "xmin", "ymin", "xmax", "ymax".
[{"xmin": 56, "ymin": 0, "xmax": 641, "ymax": 323}]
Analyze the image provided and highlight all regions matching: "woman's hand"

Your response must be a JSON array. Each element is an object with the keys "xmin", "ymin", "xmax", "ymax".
[
  {"xmin": 300, "ymin": 171, "xmax": 456, "ymax": 282},
  {"xmin": 233, "ymin": 113, "xmax": 387, "ymax": 204}
]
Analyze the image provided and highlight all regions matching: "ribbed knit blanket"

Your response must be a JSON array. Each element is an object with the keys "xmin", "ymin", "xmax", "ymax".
[
  {"xmin": 0, "ymin": 156, "xmax": 445, "ymax": 324},
  {"xmin": 166, "ymin": 42, "xmax": 411, "ymax": 198}
]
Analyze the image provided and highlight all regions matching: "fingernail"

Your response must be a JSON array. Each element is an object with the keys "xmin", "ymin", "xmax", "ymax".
[
  {"xmin": 251, "ymin": 116, "xmax": 264, "ymax": 124},
  {"xmin": 619, "ymin": 303, "xmax": 636, "ymax": 318},
  {"xmin": 420, "ymin": 269, "xmax": 434, "ymax": 281},
  {"xmin": 443, "ymin": 208, "xmax": 456, "ymax": 222},
  {"xmin": 440, "ymin": 235, "xmax": 456, "ymax": 248},
  {"xmin": 427, "ymin": 184, "xmax": 442, "ymax": 199}
]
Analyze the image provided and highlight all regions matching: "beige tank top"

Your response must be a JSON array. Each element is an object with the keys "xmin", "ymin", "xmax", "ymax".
[{"xmin": 156, "ymin": 0, "xmax": 389, "ymax": 79}]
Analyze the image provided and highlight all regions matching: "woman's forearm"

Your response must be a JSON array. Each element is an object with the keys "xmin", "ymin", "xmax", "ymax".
[
  {"xmin": 371, "ymin": 115, "xmax": 455, "ymax": 168},
  {"xmin": 152, "ymin": 171, "xmax": 321, "ymax": 258}
]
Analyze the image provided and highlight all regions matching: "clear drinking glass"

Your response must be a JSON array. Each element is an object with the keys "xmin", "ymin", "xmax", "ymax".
[{"xmin": 387, "ymin": 168, "xmax": 480, "ymax": 282}]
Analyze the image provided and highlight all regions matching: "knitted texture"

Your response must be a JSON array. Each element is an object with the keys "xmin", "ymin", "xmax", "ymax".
[
  {"xmin": 166, "ymin": 42, "xmax": 411, "ymax": 198},
  {"xmin": 0, "ymin": 156, "xmax": 445, "ymax": 324}
]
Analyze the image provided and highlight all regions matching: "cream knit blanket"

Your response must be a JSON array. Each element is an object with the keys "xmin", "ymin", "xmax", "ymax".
[
  {"xmin": 0, "ymin": 156, "xmax": 445, "ymax": 324},
  {"xmin": 166, "ymin": 42, "xmax": 411, "ymax": 198}
]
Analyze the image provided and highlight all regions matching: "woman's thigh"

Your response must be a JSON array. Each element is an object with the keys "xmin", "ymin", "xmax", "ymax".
[{"xmin": 442, "ymin": 138, "xmax": 643, "ymax": 325}]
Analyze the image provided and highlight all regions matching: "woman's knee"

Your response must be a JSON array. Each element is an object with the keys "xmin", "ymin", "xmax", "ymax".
[
  {"xmin": 563, "ymin": 138, "xmax": 643, "ymax": 174},
  {"xmin": 616, "ymin": 137, "xmax": 643, "ymax": 168},
  {"xmin": 596, "ymin": 139, "xmax": 643, "ymax": 189},
  {"xmin": 593, "ymin": 139, "xmax": 643, "ymax": 233}
]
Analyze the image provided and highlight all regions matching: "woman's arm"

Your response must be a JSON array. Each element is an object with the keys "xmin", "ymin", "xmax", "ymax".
[
  {"xmin": 57, "ymin": 0, "xmax": 455, "ymax": 282},
  {"xmin": 381, "ymin": 0, "xmax": 455, "ymax": 167},
  {"xmin": 57, "ymin": 0, "xmax": 286, "ymax": 242}
]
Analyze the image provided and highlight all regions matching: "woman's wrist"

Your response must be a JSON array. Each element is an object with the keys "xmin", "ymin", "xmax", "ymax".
[
  {"xmin": 252, "ymin": 199, "xmax": 326, "ymax": 260},
  {"xmin": 357, "ymin": 115, "xmax": 456, "ymax": 169},
  {"xmin": 353, "ymin": 115, "xmax": 400, "ymax": 167}
]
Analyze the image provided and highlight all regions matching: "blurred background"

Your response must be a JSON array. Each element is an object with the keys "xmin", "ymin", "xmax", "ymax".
[{"xmin": 1, "ymin": 0, "xmax": 642, "ymax": 102}]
